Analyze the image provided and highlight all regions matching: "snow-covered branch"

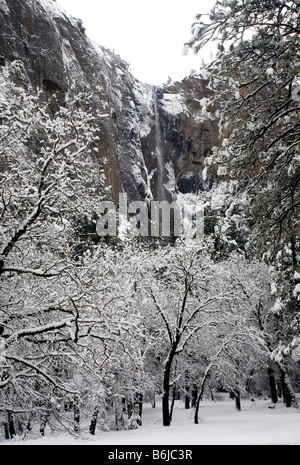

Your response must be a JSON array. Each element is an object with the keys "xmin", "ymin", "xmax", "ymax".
[
  {"xmin": 5, "ymin": 355, "xmax": 79, "ymax": 395},
  {"xmin": 5, "ymin": 318, "xmax": 75, "ymax": 345}
]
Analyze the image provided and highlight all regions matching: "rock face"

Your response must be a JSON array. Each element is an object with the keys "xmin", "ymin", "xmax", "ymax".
[
  {"xmin": 151, "ymin": 78, "xmax": 219, "ymax": 200},
  {"xmin": 0, "ymin": 0, "xmax": 219, "ymax": 204}
]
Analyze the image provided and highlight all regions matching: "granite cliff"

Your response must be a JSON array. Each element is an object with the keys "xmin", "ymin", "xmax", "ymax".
[{"xmin": 0, "ymin": 0, "xmax": 220, "ymax": 206}]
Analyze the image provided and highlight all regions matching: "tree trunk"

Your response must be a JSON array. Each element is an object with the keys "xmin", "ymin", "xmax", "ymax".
[
  {"xmin": 39, "ymin": 399, "xmax": 52, "ymax": 437},
  {"xmin": 40, "ymin": 406, "xmax": 50, "ymax": 436},
  {"xmin": 277, "ymin": 362, "xmax": 298, "ymax": 408},
  {"xmin": 3, "ymin": 411, "xmax": 16, "ymax": 440},
  {"xmin": 162, "ymin": 355, "xmax": 174, "ymax": 427},
  {"xmin": 27, "ymin": 414, "xmax": 32, "ymax": 432},
  {"xmin": 194, "ymin": 394, "xmax": 201, "ymax": 425},
  {"xmin": 89, "ymin": 406, "xmax": 99, "ymax": 435},
  {"xmin": 127, "ymin": 400, "xmax": 133, "ymax": 421},
  {"xmin": 185, "ymin": 393, "xmax": 190, "ymax": 409},
  {"xmin": 3, "ymin": 421, "xmax": 9, "ymax": 440},
  {"xmin": 191, "ymin": 384, "xmax": 198, "ymax": 408},
  {"xmin": 169, "ymin": 384, "xmax": 177, "ymax": 422},
  {"xmin": 185, "ymin": 387, "xmax": 190, "ymax": 409},
  {"xmin": 235, "ymin": 391, "xmax": 241, "ymax": 411},
  {"xmin": 194, "ymin": 378, "xmax": 207, "ymax": 424},
  {"xmin": 268, "ymin": 366, "xmax": 278, "ymax": 404},
  {"xmin": 73, "ymin": 395, "xmax": 80, "ymax": 433},
  {"xmin": 209, "ymin": 384, "xmax": 214, "ymax": 401},
  {"xmin": 162, "ymin": 391, "xmax": 170, "ymax": 427},
  {"xmin": 8, "ymin": 411, "xmax": 16, "ymax": 438},
  {"xmin": 115, "ymin": 398, "xmax": 125, "ymax": 430},
  {"xmin": 281, "ymin": 373, "xmax": 288, "ymax": 405},
  {"xmin": 151, "ymin": 392, "xmax": 156, "ymax": 409},
  {"xmin": 134, "ymin": 393, "xmax": 143, "ymax": 426},
  {"xmin": 185, "ymin": 371, "xmax": 190, "ymax": 409},
  {"xmin": 127, "ymin": 394, "xmax": 143, "ymax": 429},
  {"xmin": 246, "ymin": 369, "xmax": 254, "ymax": 392}
]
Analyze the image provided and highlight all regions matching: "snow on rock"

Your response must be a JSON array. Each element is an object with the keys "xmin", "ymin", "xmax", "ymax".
[
  {"xmin": 36, "ymin": 0, "xmax": 68, "ymax": 19},
  {"xmin": 273, "ymin": 298, "xmax": 284, "ymax": 314},
  {"xmin": 0, "ymin": 0, "xmax": 9, "ymax": 14},
  {"xmin": 159, "ymin": 93, "xmax": 187, "ymax": 116},
  {"xmin": 202, "ymin": 166, "xmax": 208, "ymax": 181},
  {"xmin": 217, "ymin": 166, "xmax": 228, "ymax": 177},
  {"xmin": 0, "ymin": 0, "xmax": 220, "ymax": 206},
  {"xmin": 293, "ymin": 283, "xmax": 300, "ymax": 298},
  {"xmin": 132, "ymin": 80, "xmax": 154, "ymax": 138}
]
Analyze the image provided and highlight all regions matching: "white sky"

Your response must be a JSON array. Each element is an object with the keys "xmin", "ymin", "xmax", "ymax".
[{"xmin": 56, "ymin": 0, "xmax": 217, "ymax": 85}]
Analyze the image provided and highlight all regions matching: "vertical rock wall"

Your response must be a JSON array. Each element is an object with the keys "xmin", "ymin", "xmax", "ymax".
[{"xmin": 0, "ymin": 0, "xmax": 219, "ymax": 205}]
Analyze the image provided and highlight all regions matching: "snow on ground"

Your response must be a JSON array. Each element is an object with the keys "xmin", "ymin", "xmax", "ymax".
[{"xmin": 3, "ymin": 396, "xmax": 300, "ymax": 445}]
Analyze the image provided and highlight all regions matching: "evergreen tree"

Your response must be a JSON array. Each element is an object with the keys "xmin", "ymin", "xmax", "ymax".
[{"xmin": 186, "ymin": 0, "xmax": 300, "ymax": 382}]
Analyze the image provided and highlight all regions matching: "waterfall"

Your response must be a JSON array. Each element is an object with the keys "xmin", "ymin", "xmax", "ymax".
[{"xmin": 152, "ymin": 86, "xmax": 166, "ymax": 200}]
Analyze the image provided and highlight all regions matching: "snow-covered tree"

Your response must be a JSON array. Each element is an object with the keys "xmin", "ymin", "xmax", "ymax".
[
  {"xmin": 0, "ymin": 61, "xmax": 110, "ymax": 436},
  {"xmin": 78, "ymin": 244, "xmax": 152, "ymax": 432},
  {"xmin": 142, "ymin": 245, "xmax": 242, "ymax": 426},
  {"xmin": 187, "ymin": 258, "xmax": 269, "ymax": 421},
  {"xmin": 186, "ymin": 0, "xmax": 300, "ymax": 380}
]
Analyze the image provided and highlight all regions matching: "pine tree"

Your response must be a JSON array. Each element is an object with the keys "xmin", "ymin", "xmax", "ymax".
[{"xmin": 186, "ymin": 0, "xmax": 300, "ymax": 385}]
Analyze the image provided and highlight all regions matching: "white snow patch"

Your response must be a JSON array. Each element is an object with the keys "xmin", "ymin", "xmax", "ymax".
[
  {"xmin": 271, "ymin": 282, "xmax": 277, "ymax": 296},
  {"xmin": 132, "ymin": 81, "xmax": 153, "ymax": 137},
  {"xmin": 3, "ymin": 398, "xmax": 300, "ymax": 445},
  {"xmin": 292, "ymin": 79, "xmax": 300, "ymax": 102},
  {"xmin": 160, "ymin": 93, "xmax": 187, "ymax": 116},
  {"xmin": 273, "ymin": 298, "xmax": 283, "ymax": 314},
  {"xmin": 293, "ymin": 283, "xmax": 300, "ymax": 297},
  {"xmin": 37, "ymin": 0, "xmax": 67, "ymax": 19},
  {"xmin": 291, "ymin": 338, "xmax": 300, "ymax": 362},
  {"xmin": 165, "ymin": 161, "xmax": 176, "ymax": 198},
  {"xmin": 0, "ymin": 0, "xmax": 9, "ymax": 14},
  {"xmin": 209, "ymin": 182, "xmax": 230, "ymax": 210},
  {"xmin": 217, "ymin": 166, "xmax": 227, "ymax": 177},
  {"xmin": 198, "ymin": 69, "xmax": 211, "ymax": 80},
  {"xmin": 0, "ymin": 339, "xmax": 6, "ymax": 364},
  {"xmin": 176, "ymin": 191, "xmax": 206, "ymax": 243}
]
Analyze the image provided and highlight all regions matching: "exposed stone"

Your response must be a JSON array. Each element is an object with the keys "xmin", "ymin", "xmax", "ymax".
[{"xmin": 0, "ymin": 0, "xmax": 220, "ymax": 205}]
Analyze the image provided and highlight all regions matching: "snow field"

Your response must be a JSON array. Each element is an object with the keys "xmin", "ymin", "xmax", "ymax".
[{"xmin": 3, "ymin": 396, "xmax": 300, "ymax": 445}]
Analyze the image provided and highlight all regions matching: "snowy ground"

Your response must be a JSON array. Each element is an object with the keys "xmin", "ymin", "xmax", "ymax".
[{"xmin": 2, "ymin": 396, "xmax": 300, "ymax": 446}]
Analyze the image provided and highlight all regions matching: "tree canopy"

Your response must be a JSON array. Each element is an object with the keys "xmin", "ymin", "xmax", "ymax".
[{"xmin": 186, "ymin": 0, "xmax": 300, "ymax": 365}]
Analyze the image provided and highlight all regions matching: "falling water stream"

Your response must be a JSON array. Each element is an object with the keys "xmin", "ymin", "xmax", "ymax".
[{"xmin": 152, "ymin": 86, "xmax": 166, "ymax": 200}]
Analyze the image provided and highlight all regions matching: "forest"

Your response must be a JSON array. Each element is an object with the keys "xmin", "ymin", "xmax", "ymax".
[{"xmin": 0, "ymin": 0, "xmax": 299, "ymax": 441}]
